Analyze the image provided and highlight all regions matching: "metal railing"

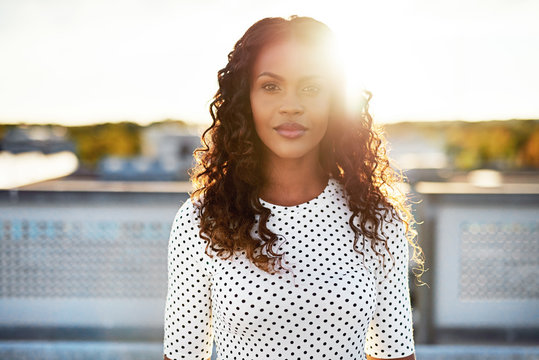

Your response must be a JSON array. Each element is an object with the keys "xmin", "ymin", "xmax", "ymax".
[{"xmin": 1, "ymin": 179, "xmax": 538, "ymax": 358}]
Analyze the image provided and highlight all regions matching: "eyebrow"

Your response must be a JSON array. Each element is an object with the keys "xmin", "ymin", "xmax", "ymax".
[{"xmin": 255, "ymin": 72, "xmax": 325, "ymax": 82}]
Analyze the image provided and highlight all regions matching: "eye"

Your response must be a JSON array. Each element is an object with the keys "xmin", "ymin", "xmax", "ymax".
[
  {"xmin": 303, "ymin": 85, "xmax": 320, "ymax": 94},
  {"xmin": 262, "ymin": 83, "xmax": 280, "ymax": 92}
]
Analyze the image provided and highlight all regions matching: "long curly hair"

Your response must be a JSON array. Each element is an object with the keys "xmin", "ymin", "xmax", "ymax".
[{"xmin": 190, "ymin": 15, "xmax": 425, "ymax": 284}]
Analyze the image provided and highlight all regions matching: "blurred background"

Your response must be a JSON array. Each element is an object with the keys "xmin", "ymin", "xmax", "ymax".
[{"xmin": 0, "ymin": 0, "xmax": 538, "ymax": 359}]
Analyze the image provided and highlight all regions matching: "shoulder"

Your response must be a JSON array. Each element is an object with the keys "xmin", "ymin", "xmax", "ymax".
[
  {"xmin": 168, "ymin": 198, "xmax": 207, "ymax": 255},
  {"xmin": 360, "ymin": 205, "xmax": 408, "ymax": 268},
  {"xmin": 325, "ymin": 177, "xmax": 351, "ymax": 209},
  {"xmin": 380, "ymin": 206, "xmax": 406, "ymax": 238},
  {"xmin": 171, "ymin": 197, "xmax": 202, "ymax": 231},
  {"xmin": 175, "ymin": 196, "xmax": 202, "ymax": 217},
  {"xmin": 375, "ymin": 205, "xmax": 407, "ymax": 250},
  {"xmin": 332, "ymin": 178, "xmax": 406, "ymax": 245}
]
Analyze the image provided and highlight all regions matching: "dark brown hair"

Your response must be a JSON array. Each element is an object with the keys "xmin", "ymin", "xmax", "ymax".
[{"xmin": 190, "ymin": 15, "xmax": 425, "ymax": 283}]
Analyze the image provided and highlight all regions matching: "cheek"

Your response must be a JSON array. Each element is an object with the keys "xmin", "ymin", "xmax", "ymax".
[
  {"xmin": 250, "ymin": 96, "xmax": 274, "ymax": 142},
  {"xmin": 250, "ymin": 97, "xmax": 272, "ymax": 128},
  {"xmin": 309, "ymin": 98, "xmax": 331, "ymax": 131}
]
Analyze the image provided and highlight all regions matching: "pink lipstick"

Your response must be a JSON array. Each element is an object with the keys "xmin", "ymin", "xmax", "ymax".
[{"xmin": 274, "ymin": 122, "xmax": 307, "ymax": 139}]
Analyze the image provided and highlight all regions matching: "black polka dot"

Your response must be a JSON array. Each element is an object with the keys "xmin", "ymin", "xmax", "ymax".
[{"xmin": 163, "ymin": 177, "xmax": 415, "ymax": 359}]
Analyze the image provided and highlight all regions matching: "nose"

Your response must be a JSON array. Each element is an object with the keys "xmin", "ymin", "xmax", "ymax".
[{"xmin": 279, "ymin": 92, "xmax": 304, "ymax": 116}]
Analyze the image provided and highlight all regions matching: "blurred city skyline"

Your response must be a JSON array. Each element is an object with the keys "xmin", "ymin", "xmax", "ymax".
[{"xmin": 1, "ymin": 0, "xmax": 538, "ymax": 126}]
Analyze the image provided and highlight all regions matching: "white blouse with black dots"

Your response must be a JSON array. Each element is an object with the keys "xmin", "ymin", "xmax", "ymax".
[{"xmin": 163, "ymin": 177, "xmax": 415, "ymax": 360}]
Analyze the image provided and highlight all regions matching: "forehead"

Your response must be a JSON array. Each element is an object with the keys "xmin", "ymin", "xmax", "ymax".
[{"xmin": 251, "ymin": 38, "xmax": 332, "ymax": 80}]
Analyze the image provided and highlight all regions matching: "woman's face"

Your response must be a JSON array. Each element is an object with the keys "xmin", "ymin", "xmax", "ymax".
[{"xmin": 249, "ymin": 38, "xmax": 332, "ymax": 162}]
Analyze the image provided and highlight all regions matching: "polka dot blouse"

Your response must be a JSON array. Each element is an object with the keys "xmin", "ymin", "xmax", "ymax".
[{"xmin": 163, "ymin": 177, "xmax": 415, "ymax": 360}]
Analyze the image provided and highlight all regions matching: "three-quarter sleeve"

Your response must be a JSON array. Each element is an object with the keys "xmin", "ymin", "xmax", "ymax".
[
  {"xmin": 163, "ymin": 199, "xmax": 214, "ymax": 360},
  {"xmin": 365, "ymin": 211, "xmax": 415, "ymax": 358}
]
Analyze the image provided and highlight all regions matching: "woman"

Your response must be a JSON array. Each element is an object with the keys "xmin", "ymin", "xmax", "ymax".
[{"xmin": 163, "ymin": 15, "xmax": 424, "ymax": 360}]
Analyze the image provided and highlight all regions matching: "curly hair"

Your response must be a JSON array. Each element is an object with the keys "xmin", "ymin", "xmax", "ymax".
[{"xmin": 189, "ymin": 15, "xmax": 425, "ymax": 284}]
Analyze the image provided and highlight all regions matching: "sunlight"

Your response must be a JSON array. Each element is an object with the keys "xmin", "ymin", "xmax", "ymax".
[
  {"xmin": 0, "ymin": 1, "xmax": 537, "ymax": 125},
  {"xmin": 337, "ymin": 40, "xmax": 369, "ymax": 119},
  {"xmin": 316, "ymin": 5, "xmax": 485, "ymax": 123},
  {"xmin": 0, "ymin": 151, "xmax": 79, "ymax": 189},
  {"xmin": 317, "ymin": 10, "xmax": 397, "ymax": 121}
]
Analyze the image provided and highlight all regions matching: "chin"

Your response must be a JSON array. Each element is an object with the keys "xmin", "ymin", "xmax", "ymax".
[
  {"xmin": 274, "ymin": 152, "xmax": 311, "ymax": 160},
  {"xmin": 266, "ymin": 144, "xmax": 319, "ymax": 160}
]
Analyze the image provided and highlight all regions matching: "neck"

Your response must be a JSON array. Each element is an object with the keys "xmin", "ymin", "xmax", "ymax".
[{"xmin": 259, "ymin": 149, "xmax": 329, "ymax": 206}]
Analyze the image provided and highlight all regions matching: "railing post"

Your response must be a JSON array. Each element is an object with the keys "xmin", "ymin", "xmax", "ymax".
[{"xmin": 413, "ymin": 190, "xmax": 436, "ymax": 344}]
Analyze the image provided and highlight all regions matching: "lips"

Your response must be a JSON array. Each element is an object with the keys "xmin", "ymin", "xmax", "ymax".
[{"xmin": 273, "ymin": 122, "xmax": 307, "ymax": 139}]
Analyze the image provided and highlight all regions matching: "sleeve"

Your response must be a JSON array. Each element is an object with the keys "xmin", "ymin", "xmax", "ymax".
[
  {"xmin": 365, "ymin": 212, "xmax": 415, "ymax": 359},
  {"xmin": 163, "ymin": 199, "xmax": 214, "ymax": 360}
]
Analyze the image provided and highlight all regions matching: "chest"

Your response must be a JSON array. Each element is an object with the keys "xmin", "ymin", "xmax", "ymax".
[{"xmin": 205, "ymin": 208, "xmax": 379, "ymax": 336}]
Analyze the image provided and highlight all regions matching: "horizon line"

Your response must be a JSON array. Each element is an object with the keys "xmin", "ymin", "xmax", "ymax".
[{"xmin": 1, "ymin": 117, "xmax": 538, "ymax": 128}]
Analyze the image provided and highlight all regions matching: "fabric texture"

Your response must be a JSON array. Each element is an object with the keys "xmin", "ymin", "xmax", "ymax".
[{"xmin": 163, "ymin": 177, "xmax": 415, "ymax": 360}]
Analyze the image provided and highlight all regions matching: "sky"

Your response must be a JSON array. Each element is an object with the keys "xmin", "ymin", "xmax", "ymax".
[{"xmin": 0, "ymin": 0, "xmax": 538, "ymax": 126}]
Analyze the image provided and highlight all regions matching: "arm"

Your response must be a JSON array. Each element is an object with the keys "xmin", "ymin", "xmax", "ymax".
[
  {"xmin": 364, "ymin": 211, "xmax": 416, "ymax": 359},
  {"xmin": 162, "ymin": 199, "xmax": 214, "ymax": 360}
]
